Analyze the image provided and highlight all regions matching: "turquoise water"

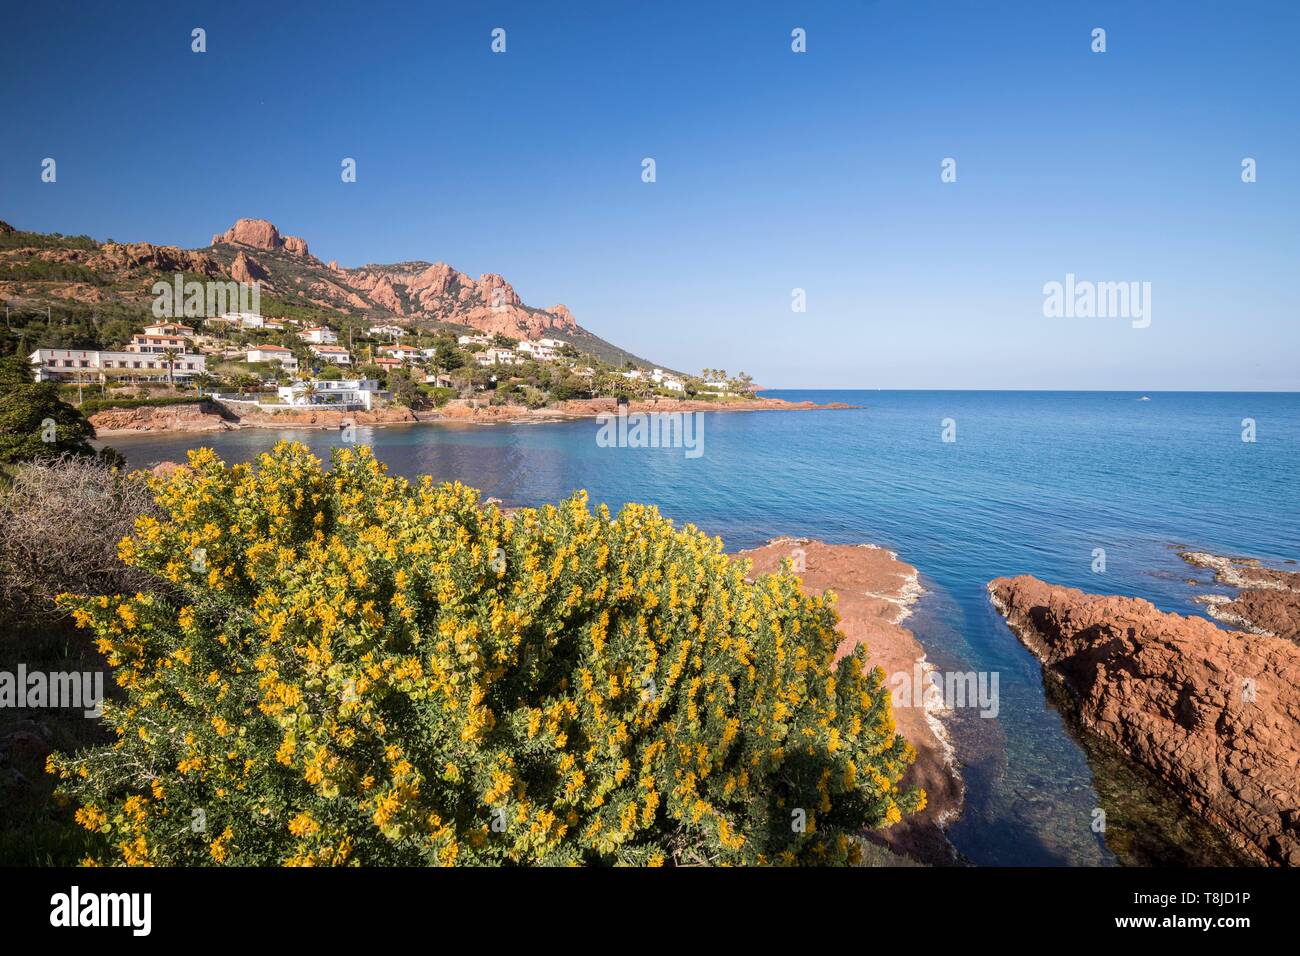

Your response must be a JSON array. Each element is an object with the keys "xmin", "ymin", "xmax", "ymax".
[{"xmin": 100, "ymin": 390, "xmax": 1300, "ymax": 865}]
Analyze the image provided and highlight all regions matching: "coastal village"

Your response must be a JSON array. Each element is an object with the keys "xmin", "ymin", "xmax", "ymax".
[
  {"xmin": 3, "ymin": 217, "xmax": 762, "ymax": 426},
  {"xmin": 25, "ymin": 310, "xmax": 753, "ymax": 420}
]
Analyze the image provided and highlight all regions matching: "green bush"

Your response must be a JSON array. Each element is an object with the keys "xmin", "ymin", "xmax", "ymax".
[
  {"xmin": 0, "ymin": 357, "xmax": 96, "ymax": 465},
  {"xmin": 0, "ymin": 261, "xmax": 105, "ymax": 285},
  {"xmin": 0, "ymin": 231, "xmax": 99, "ymax": 252},
  {"xmin": 420, "ymin": 386, "xmax": 455, "ymax": 407},
  {"xmin": 52, "ymin": 443, "xmax": 922, "ymax": 866}
]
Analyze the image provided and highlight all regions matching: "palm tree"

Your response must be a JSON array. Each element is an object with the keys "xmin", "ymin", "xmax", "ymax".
[
  {"xmin": 160, "ymin": 348, "xmax": 179, "ymax": 389},
  {"xmin": 192, "ymin": 372, "xmax": 217, "ymax": 398},
  {"xmin": 296, "ymin": 369, "xmax": 317, "ymax": 406}
]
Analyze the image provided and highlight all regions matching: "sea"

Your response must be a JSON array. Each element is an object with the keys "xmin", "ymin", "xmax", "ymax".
[{"xmin": 98, "ymin": 390, "xmax": 1300, "ymax": 866}]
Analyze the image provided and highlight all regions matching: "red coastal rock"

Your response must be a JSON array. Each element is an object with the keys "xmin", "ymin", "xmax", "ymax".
[
  {"xmin": 1180, "ymin": 551, "xmax": 1300, "ymax": 643},
  {"xmin": 742, "ymin": 540, "xmax": 962, "ymax": 864},
  {"xmin": 988, "ymin": 575, "xmax": 1300, "ymax": 866}
]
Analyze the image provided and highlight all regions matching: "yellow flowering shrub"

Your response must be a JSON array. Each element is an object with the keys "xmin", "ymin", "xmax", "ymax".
[{"xmin": 51, "ymin": 441, "xmax": 922, "ymax": 865}]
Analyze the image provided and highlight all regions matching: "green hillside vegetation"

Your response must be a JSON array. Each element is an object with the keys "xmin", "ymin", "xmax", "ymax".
[
  {"xmin": 1, "ymin": 224, "xmax": 752, "ymax": 411},
  {"xmin": 0, "ymin": 229, "xmax": 99, "ymax": 253}
]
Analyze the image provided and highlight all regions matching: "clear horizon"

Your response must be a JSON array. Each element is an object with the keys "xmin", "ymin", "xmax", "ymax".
[{"xmin": 3, "ymin": 1, "xmax": 1297, "ymax": 390}]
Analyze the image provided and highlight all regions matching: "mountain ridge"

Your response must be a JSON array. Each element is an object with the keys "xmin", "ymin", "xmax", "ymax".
[
  {"xmin": 1, "ymin": 216, "xmax": 665, "ymax": 370},
  {"xmin": 207, "ymin": 217, "xmax": 580, "ymax": 341}
]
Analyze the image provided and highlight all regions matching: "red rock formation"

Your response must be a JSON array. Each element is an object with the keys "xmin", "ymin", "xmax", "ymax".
[
  {"xmin": 88, "ymin": 402, "xmax": 236, "ymax": 435},
  {"xmin": 230, "ymin": 251, "xmax": 269, "ymax": 285},
  {"xmin": 92, "ymin": 242, "xmax": 223, "ymax": 277},
  {"xmin": 1181, "ymin": 551, "xmax": 1300, "ymax": 642},
  {"xmin": 989, "ymin": 575, "xmax": 1300, "ymax": 866},
  {"xmin": 235, "ymin": 405, "xmax": 422, "ymax": 429},
  {"xmin": 368, "ymin": 274, "xmax": 404, "ymax": 313},
  {"xmin": 547, "ymin": 304, "xmax": 576, "ymax": 326},
  {"xmin": 211, "ymin": 217, "xmax": 311, "ymax": 258},
  {"xmin": 476, "ymin": 273, "xmax": 521, "ymax": 308},
  {"xmin": 202, "ymin": 218, "xmax": 585, "ymax": 341}
]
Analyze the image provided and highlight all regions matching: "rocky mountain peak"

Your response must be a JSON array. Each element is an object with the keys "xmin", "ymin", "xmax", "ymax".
[{"xmin": 211, "ymin": 218, "xmax": 311, "ymax": 259}]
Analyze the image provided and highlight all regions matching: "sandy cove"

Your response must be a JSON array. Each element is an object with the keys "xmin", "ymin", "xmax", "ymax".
[
  {"xmin": 88, "ymin": 395, "xmax": 859, "ymax": 437},
  {"xmin": 739, "ymin": 539, "xmax": 963, "ymax": 865}
]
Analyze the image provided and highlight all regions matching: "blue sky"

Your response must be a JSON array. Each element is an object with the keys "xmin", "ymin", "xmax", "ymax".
[{"xmin": 3, "ymin": 1, "xmax": 1297, "ymax": 389}]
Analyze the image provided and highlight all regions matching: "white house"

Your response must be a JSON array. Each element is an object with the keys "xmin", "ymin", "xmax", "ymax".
[
  {"xmin": 369, "ymin": 324, "xmax": 407, "ymax": 338},
  {"xmin": 474, "ymin": 347, "xmax": 519, "ymax": 366},
  {"xmin": 126, "ymin": 331, "xmax": 194, "ymax": 355},
  {"xmin": 308, "ymin": 344, "xmax": 352, "ymax": 365},
  {"xmin": 517, "ymin": 338, "xmax": 565, "ymax": 362},
  {"xmin": 378, "ymin": 344, "xmax": 423, "ymax": 363},
  {"xmin": 299, "ymin": 326, "xmax": 339, "ymax": 345},
  {"xmin": 650, "ymin": 368, "xmax": 685, "ymax": 392},
  {"xmin": 212, "ymin": 312, "xmax": 275, "ymax": 330},
  {"xmin": 246, "ymin": 345, "xmax": 298, "ymax": 372},
  {"xmin": 142, "ymin": 322, "xmax": 195, "ymax": 338},
  {"xmin": 29, "ymin": 348, "xmax": 206, "ymax": 383},
  {"xmin": 277, "ymin": 378, "xmax": 384, "ymax": 410},
  {"xmin": 457, "ymin": 334, "xmax": 491, "ymax": 347}
]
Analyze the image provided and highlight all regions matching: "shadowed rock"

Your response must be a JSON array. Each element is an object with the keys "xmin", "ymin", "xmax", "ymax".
[{"xmin": 989, "ymin": 574, "xmax": 1300, "ymax": 866}]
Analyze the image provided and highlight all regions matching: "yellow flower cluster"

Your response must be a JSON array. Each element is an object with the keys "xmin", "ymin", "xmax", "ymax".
[{"xmin": 51, "ymin": 442, "xmax": 922, "ymax": 866}]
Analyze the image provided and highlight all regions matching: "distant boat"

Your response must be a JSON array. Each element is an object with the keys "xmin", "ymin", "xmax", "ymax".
[{"xmin": 1138, "ymin": 396, "xmax": 1151, "ymax": 401}]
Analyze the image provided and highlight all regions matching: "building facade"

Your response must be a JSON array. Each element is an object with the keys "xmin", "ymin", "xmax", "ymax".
[
  {"xmin": 299, "ymin": 326, "xmax": 339, "ymax": 345},
  {"xmin": 29, "ymin": 348, "xmax": 206, "ymax": 383},
  {"xmin": 308, "ymin": 345, "xmax": 352, "ymax": 365},
  {"xmin": 246, "ymin": 346, "xmax": 299, "ymax": 372},
  {"xmin": 277, "ymin": 378, "xmax": 384, "ymax": 410}
]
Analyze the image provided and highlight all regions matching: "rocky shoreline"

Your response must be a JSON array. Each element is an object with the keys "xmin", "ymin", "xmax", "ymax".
[
  {"xmin": 988, "ymin": 571, "xmax": 1300, "ymax": 866},
  {"xmin": 89, "ymin": 395, "xmax": 858, "ymax": 437},
  {"xmin": 740, "ymin": 539, "xmax": 963, "ymax": 865},
  {"xmin": 1179, "ymin": 550, "xmax": 1300, "ymax": 642}
]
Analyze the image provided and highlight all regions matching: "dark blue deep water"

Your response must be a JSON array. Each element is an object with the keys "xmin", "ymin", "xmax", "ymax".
[{"xmin": 101, "ymin": 391, "xmax": 1300, "ymax": 866}]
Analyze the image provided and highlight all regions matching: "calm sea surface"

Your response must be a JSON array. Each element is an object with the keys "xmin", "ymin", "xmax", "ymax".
[{"xmin": 99, "ymin": 390, "xmax": 1300, "ymax": 866}]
